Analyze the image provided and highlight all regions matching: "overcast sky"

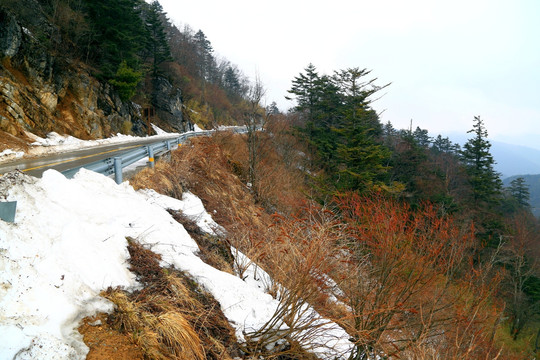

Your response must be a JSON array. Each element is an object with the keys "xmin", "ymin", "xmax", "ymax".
[{"xmin": 157, "ymin": 0, "xmax": 540, "ymax": 149}]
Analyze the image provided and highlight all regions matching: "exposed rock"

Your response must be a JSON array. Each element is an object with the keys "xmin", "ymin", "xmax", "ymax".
[
  {"xmin": 0, "ymin": 2, "xmax": 186, "ymax": 149},
  {"xmin": 0, "ymin": 4, "xmax": 148, "ymax": 144},
  {"xmin": 152, "ymin": 76, "xmax": 189, "ymax": 132},
  {"xmin": 0, "ymin": 9, "xmax": 21, "ymax": 58}
]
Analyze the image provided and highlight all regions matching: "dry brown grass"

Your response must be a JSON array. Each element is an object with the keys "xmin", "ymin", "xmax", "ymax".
[
  {"xmin": 128, "ymin": 135, "xmax": 342, "ymax": 358},
  {"xmin": 130, "ymin": 159, "xmax": 185, "ymax": 199},
  {"xmin": 168, "ymin": 210, "xmax": 234, "ymax": 274},
  {"xmin": 212, "ymin": 125, "xmax": 307, "ymax": 215},
  {"xmin": 101, "ymin": 238, "xmax": 239, "ymax": 360}
]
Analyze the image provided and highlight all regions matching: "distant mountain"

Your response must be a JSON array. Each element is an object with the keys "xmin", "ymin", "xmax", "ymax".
[
  {"xmin": 491, "ymin": 142, "xmax": 540, "ymax": 179},
  {"xmin": 443, "ymin": 132, "xmax": 540, "ymax": 178},
  {"xmin": 503, "ymin": 174, "xmax": 540, "ymax": 217}
]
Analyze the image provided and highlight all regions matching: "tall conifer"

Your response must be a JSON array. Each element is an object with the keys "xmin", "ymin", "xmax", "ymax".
[{"xmin": 460, "ymin": 116, "xmax": 502, "ymax": 206}]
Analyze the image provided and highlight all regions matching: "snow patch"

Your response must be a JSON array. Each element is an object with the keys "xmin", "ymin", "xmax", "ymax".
[
  {"xmin": 0, "ymin": 149, "xmax": 24, "ymax": 160},
  {"xmin": 0, "ymin": 169, "xmax": 352, "ymax": 359}
]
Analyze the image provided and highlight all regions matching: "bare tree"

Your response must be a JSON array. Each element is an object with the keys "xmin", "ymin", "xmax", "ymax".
[{"xmin": 244, "ymin": 74, "xmax": 266, "ymax": 195}]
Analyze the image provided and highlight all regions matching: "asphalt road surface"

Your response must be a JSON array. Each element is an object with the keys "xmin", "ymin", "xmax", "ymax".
[{"xmin": 0, "ymin": 136, "xmax": 178, "ymax": 178}]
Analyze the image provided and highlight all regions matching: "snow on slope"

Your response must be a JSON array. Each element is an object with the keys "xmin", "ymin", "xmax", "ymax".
[{"xmin": 0, "ymin": 169, "xmax": 352, "ymax": 359}]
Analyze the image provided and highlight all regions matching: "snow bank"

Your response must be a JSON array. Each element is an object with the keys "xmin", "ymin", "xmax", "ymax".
[
  {"xmin": 0, "ymin": 169, "xmax": 351, "ymax": 359},
  {"xmin": 15, "ymin": 130, "xmax": 179, "ymax": 160},
  {"xmin": 0, "ymin": 149, "xmax": 24, "ymax": 161}
]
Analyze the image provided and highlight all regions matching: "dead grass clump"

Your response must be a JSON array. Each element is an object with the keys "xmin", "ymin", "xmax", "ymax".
[
  {"xmin": 103, "ymin": 288, "xmax": 205, "ymax": 360},
  {"xmin": 156, "ymin": 311, "xmax": 204, "ymax": 359},
  {"xmin": 99, "ymin": 238, "xmax": 239, "ymax": 360},
  {"xmin": 126, "ymin": 237, "xmax": 164, "ymax": 287},
  {"xmin": 168, "ymin": 210, "xmax": 234, "ymax": 274},
  {"xmin": 130, "ymin": 160, "xmax": 184, "ymax": 199}
]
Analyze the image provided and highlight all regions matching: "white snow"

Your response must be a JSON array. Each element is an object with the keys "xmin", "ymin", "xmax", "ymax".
[
  {"xmin": 1, "ymin": 124, "xmax": 233, "ymax": 166},
  {"xmin": 21, "ymin": 131, "xmax": 180, "ymax": 160},
  {"xmin": 150, "ymin": 124, "xmax": 170, "ymax": 135},
  {"xmin": 0, "ymin": 169, "xmax": 352, "ymax": 359},
  {"xmin": 0, "ymin": 149, "xmax": 24, "ymax": 161}
]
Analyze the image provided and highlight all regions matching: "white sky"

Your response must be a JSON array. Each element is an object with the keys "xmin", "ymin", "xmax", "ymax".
[{"xmin": 157, "ymin": 0, "xmax": 540, "ymax": 149}]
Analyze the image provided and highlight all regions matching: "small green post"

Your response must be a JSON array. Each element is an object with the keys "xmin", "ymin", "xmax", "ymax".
[{"xmin": 0, "ymin": 201, "xmax": 17, "ymax": 223}]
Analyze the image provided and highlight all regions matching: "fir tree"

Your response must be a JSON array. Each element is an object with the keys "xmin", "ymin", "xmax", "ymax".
[
  {"xmin": 509, "ymin": 177, "xmax": 530, "ymax": 208},
  {"xmin": 286, "ymin": 63, "xmax": 327, "ymax": 124},
  {"xmin": 460, "ymin": 116, "xmax": 502, "ymax": 206},
  {"xmin": 143, "ymin": 1, "xmax": 172, "ymax": 77},
  {"xmin": 82, "ymin": 0, "xmax": 147, "ymax": 78},
  {"xmin": 193, "ymin": 30, "xmax": 215, "ymax": 81},
  {"xmin": 431, "ymin": 134, "xmax": 460, "ymax": 154},
  {"xmin": 223, "ymin": 66, "xmax": 242, "ymax": 98},
  {"xmin": 287, "ymin": 65, "xmax": 389, "ymax": 193},
  {"xmin": 412, "ymin": 127, "xmax": 431, "ymax": 148}
]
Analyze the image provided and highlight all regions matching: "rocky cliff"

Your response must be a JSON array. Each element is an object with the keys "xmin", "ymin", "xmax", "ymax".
[{"xmin": 0, "ymin": 3, "xmax": 188, "ymax": 152}]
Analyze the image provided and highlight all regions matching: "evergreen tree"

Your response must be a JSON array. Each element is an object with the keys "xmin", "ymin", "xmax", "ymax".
[
  {"xmin": 460, "ymin": 116, "xmax": 502, "ymax": 206},
  {"xmin": 109, "ymin": 60, "xmax": 142, "ymax": 101},
  {"xmin": 286, "ymin": 63, "xmax": 324, "ymax": 124},
  {"xmin": 223, "ymin": 65, "xmax": 242, "ymax": 98},
  {"xmin": 331, "ymin": 68, "xmax": 389, "ymax": 191},
  {"xmin": 288, "ymin": 64, "xmax": 389, "ymax": 193},
  {"xmin": 82, "ymin": 0, "xmax": 147, "ymax": 78},
  {"xmin": 142, "ymin": 1, "xmax": 172, "ymax": 77},
  {"xmin": 266, "ymin": 101, "xmax": 280, "ymax": 116},
  {"xmin": 193, "ymin": 30, "xmax": 215, "ymax": 81},
  {"xmin": 412, "ymin": 126, "xmax": 431, "ymax": 148},
  {"xmin": 509, "ymin": 177, "xmax": 530, "ymax": 208},
  {"xmin": 431, "ymin": 134, "xmax": 460, "ymax": 154},
  {"xmin": 332, "ymin": 67, "xmax": 386, "ymax": 133}
]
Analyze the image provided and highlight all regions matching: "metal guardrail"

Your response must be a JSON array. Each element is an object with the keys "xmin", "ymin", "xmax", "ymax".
[{"xmin": 61, "ymin": 127, "xmax": 247, "ymax": 184}]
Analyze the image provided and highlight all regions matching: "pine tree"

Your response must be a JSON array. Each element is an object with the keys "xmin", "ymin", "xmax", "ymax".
[
  {"xmin": 286, "ymin": 64, "xmax": 321, "ymax": 121},
  {"xmin": 143, "ymin": 1, "xmax": 172, "ymax": 77},
  {"xmin": 193, "ymin": 30, "xmax": 215, "ymax": 81},
  {"xmin": 460, "ymin": 116, "xmax": 502, "ymax": 206},
  {"xmin": 431, "ymin": 134, "xmax": 460, "ymax": 154},
  {"xmin": 509, "ymin": 177, "xmax": 530, "ymax": 208},
  {"xmin": 287, "ymin": 65, "xmax": 389, "ymax": 193},
  {"xmin": 109, "ymin": 60, "xmax": 142, "ymax": 101},
  {"xmin": 82, "ymin": 0, "xmax": 147, "ymax": 78},
  {"xmin": 223, "ymin": 66, "xmax": 242, "ymax": 98},
  {"xmin": 331, "ymin": 68, "xmax": 389, "ymax": 191},
  {"xmin": 412, "ymin": 126, "xmax": 431, "ymax": 148}
]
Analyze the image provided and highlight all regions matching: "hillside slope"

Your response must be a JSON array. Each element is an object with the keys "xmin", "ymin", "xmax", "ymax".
[{"xmin": 0, "ymin": 163, "xmax": 349, "ymax": 358}]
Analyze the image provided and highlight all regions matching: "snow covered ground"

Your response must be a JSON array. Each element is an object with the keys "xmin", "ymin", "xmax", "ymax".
[{"xmin": 0, "ymin": 168, "xmax": 352, "ymax": 359}]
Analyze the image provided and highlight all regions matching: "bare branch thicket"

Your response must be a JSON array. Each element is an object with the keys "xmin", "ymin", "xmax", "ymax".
[{"xmin": 333, "ymin": 193, "xmax": 503, "ymax": 359}]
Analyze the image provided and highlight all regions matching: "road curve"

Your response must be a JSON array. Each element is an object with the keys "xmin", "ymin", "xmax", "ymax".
[{"xmin": 0, "ymin": 135, "xmax": 179, "ymax": 178}]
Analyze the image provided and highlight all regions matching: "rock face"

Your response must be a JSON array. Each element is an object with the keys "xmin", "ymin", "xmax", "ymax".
[
  {"xmin": 152, "ymin": 76, "xmax": 192, "ymax": 133},
  {"xmin": 0, "ymin": 5, "xmax": 146, "ymax": 141},
  {"xmin": 0, "ymin": 10, "xmax": 21, "ymax": 58},
  {"xmin": 0, "ymin": 4, "xmax": 188, "ymax": 145}
]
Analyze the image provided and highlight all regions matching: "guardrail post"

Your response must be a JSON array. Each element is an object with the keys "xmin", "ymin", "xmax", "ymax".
[
  {"xmin": 147, "ymin": 146, "xmax": 155, "ymax": 169},
  {"xmin": 114, "ymin": 157, "xmax": 122, "ymax": 184},
  {"xmin": 166, "ymin": 140, "xmax": 171, "ymax": 151}
]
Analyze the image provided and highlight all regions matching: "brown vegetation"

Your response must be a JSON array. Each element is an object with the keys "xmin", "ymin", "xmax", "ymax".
[
  {"xmin": 97, "ymin": 238, "xmax": 240, "ymax": 360},
  {"xmin": 125, "ymin": 132, "xmax": 526, "ymax": 359}
]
